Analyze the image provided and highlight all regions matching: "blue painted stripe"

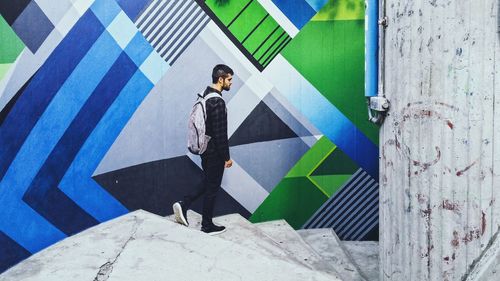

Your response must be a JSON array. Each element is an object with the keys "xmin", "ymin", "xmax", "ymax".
[
  {"xmin": 0, "ymin": 21, "xmax": 123, "ymax": 252},
  {"xmin": 355, "ymin": 216, "xmax": 379, "ymax": 240},
  {"xmin": 22, "ymin": 52, "xmax": 137, "ymax": 235},
  {"xmin": 0, "ymin": 10, "xmax": 104, "ymax": 182},
  {"xmin": 271, "ymin": 0, "xmax": 316, "ymax": 29},
  {"xmin": 335, "ymin": 188, "xmax": 378, "ymax": 234},
  {"xmin": 0, "ymin": 10, "xmax": 107, "ymax": 253},
  {"xmin": 302, "ymin": 169, "xmax": 370, "ymax": 229},
  {"xmin": 0, "ymin": 200, "xmax": 66, "ymax": 253},
  {"xmin": 1, "ymin": 30, "xmax": 122, "ymax": 200},
  {"xmin": 322, "ymin": 176, "xmax": 373, "ymax": 226},
  {"xmin": 343, "ymin": 203, "xmax": 379, "ymax": 239},
  {"xmin": 345, "ymin": 202, "xmax": 378, "ymax": 239},
  {"xmin": 116, "ymin": 0, "xmax": 151, "ymax": 21},
  {"xmin": 0, "ymin": 231, "xmax": 31, "ymax": 273},
  {"xmin": 337, "ymin": 184, "xmax": 379, "ymax": 233},
  {"xmin": 332, "ymin": 178, "xmax": 377, "ymax": 225},
  {"xmin": 91, "ymin": 0, "xmax": 121, "ymax": 28},
  {"xmin": 124, "ymin": 32, "xmax": 153, "ymax": 67},
  {"xmin": 59, "ymin": 70, "xmax": 154, "ymax": 222},
  {"xmin": 267, "ymin": 59, "xmax": 379, "ymax": 179},
  {"xmin": 304, "ymin": 0, "xmax": 328, "ymax": 12}
]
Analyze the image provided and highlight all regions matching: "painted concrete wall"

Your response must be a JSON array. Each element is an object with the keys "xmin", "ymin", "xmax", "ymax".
[
  {"xmin": 380, "ymin": 0, "xmax": 500, "ymax": 280},
  {"xmin": 0, "ymin": 0, "xmax": 378, "ymax": 272}
]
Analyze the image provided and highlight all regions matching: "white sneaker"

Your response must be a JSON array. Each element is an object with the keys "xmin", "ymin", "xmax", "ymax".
[{"xmin": 172, "ymin": 202, "xmax": 189, "ymax": 226}]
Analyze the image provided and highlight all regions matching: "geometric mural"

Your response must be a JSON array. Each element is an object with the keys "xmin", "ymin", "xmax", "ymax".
[
  {"xmin": 0, "ymin": 0, "xmax": 378, "ymax": 272},
  {"xmin": 303, "ymin": 168, "xmax": 380, "ymax": 241},
  {"xmin": 0, "ymin": 15, "xmax": 24, "ymax": 81}
]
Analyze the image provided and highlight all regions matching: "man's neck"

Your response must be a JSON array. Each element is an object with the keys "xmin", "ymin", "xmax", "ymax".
[{"xmin": 211, "ymin": 84, "xmax": 223, "ymax": 93}]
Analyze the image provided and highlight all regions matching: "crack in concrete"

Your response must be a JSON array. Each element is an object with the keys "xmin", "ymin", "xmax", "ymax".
[
  {"xmin": 93, "ymin": 216, "xmax": 141, "ymax": 281},
  {"xmin": 461, "ymin": 225, "xmax": 500, "ymax": 281}
]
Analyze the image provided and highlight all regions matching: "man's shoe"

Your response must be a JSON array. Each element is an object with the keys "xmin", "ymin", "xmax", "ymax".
[
  {"xmin": 172, "ymin": 201, "xmax": 189, "ymax": 226},
  {"xmin": 201, "ymin": 224, "xmax": 226, "ymax": 235}
]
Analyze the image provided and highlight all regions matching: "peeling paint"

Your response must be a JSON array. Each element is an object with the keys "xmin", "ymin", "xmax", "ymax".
[
  {"xmin": 451, "ymin": 231, "xmax": 460, "ymax": 248},
  {"xmin": 481, "ymin": 212, "xmax": 486, "ymax": 235},
  {"xmin": 441, "ymin": 200, "xmax": 460, "ymax": 212}
]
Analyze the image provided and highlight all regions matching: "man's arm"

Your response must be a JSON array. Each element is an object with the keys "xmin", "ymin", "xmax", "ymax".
[{"xmin": 210, "ymin": 99, "xmax": 230, "ymax": 163}]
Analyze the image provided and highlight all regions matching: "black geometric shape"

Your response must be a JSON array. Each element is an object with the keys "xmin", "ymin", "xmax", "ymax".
[
  {"xmin": 360, "ymin": 224, "xmax": 379, "ymax": 241},
  {"xmin": 311, "ymin": 147, "xmax": 359, "ymax": 176},
  {"xmin": 262, "ymin": 93, "xmax": 313, "ymax": 137},
  {"xmin": 0, "ymin": 0, "xmax": 31, "ymax": 25},
  {"xmin": 93, "ymin": 156, "xmax": 251, "ymax": 218},
  {"xmin": 0, "ymin": 231, "xmax": 31, "ymax": 273},
  {"xmin": 229, "ymin": 100, "xmax": 298, "ymax": 147}
]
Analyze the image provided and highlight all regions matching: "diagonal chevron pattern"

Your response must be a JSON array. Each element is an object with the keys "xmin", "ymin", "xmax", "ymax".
[{"xmin": 0, "ymin": 0, "xmax": 378, "ymax": 272}]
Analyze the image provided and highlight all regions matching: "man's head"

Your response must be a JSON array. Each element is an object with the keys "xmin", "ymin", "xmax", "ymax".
[{"xmin": 212, "ymin": 64, "xmax": 233, "ymax": 91}]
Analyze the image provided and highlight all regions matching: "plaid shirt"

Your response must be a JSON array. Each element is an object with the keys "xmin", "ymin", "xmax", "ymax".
[{"xmin": 202, "ymin": 87, "xmax": 230, "ymax": 161}]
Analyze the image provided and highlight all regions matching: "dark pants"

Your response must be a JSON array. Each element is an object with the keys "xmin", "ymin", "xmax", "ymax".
[{"xmin": 183, "ymin": 156, "xmax": 225, "ymax": 227}]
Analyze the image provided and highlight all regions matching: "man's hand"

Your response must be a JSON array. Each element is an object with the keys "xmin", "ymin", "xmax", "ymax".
[{"xmin": 225, "ymin": 159, "xmax": 233, "ymax": 168}]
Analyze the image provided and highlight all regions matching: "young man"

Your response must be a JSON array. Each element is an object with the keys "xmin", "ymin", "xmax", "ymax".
[{"xmin": 173, "ymin": 64, "xmax": 234, "ymax": 235}]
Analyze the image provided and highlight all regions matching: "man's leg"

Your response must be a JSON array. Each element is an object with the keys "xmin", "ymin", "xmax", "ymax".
[
  {"xmin": 201, "ymin": 156, "xmax": 225, "ymax": 228},
  {"xmin": 173, "ymin": 157, "xmax": 205, "ymax": 226},
  {"xmin": 182, "ymin": 177, "xmax": 205, "ymax": 208}
]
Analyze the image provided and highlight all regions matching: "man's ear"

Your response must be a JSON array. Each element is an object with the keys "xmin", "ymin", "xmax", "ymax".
[{"xmin": 218, "ymin": 77, "xmax": 224, "ymax": 84}]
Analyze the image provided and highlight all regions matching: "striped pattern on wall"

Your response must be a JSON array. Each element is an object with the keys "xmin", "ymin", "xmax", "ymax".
[
  {"xmin": 135, "ymin": 0, "xmax": 210, "ymax": 65},
  {"xmin": 303, "ymin": 169, "xmax": 379, "ymax": 240},
  {"xmin": 196, "ymin": 0, "xmax": 292, "ymax": 71}
]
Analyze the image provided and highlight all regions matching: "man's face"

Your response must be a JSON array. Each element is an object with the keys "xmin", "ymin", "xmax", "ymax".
[{"xmin": 221, "ymin": 74, "xmax": 233, "ymax": 91}]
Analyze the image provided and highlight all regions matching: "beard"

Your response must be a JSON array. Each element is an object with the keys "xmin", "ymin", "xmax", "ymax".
[{"xmin": 223, "ymin": 84, "xmax": 231, "ymax": 91}]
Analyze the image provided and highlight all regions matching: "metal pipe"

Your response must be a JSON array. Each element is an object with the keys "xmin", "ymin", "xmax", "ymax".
[
  {"xmin": 366, "ymin": 0, "xmax": 389, "ymax": 125},
  {"xmin": 365, "ymin": 0, "xmax": 379, "ymax": 98}
]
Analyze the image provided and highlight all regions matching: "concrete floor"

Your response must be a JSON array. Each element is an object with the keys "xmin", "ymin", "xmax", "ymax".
[{"xmin": 0, "ymin": 211, "xmax": 339, "ymax": 281}]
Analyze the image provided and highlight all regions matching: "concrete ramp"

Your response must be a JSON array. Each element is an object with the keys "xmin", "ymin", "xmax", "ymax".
[
  {"xmin": 254, "ymin": 220, "xmax": 342, "ymax": 278},
  {"xmin": 0, "ymin": 211, "xmax": 337, "ymax": 281},
  {"xmin": 298, "ymin": 228, "xmax": 367, "ymax": 281}
]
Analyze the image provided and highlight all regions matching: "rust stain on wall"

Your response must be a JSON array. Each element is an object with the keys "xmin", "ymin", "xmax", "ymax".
[{"xmin": 456, "ymin": 160, "xmax": 478, "ymax": 176}]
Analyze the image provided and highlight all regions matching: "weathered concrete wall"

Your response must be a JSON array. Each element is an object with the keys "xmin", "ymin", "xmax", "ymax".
[{"xmin": 380, "ymin": 0, "xmax": 500, "ymax": 280}]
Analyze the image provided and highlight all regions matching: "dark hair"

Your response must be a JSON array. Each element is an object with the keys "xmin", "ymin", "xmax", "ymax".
[{"xmin": 212, "ymin": 64, "xmax": 234, "ymax": 83}]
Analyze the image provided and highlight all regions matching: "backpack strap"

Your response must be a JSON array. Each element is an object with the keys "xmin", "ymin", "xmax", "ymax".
[{"xmin": 203, "ymin": 92, "xmax": 221, "ymax": 101}]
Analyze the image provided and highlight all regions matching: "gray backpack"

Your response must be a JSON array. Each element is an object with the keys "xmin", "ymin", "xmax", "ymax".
[{"xmin": 187, "ymin": 92, "xmax": 220, "ymax": 154}]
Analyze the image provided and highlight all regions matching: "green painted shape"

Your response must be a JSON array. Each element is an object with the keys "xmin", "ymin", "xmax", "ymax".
[
  {"xmin": 243, "ymin": 15, "xmax": 279, "ymax": 54},
  {"xmin": 206, "ymin": 0, "xmax": 249, "ymax": 26},
  {"xmin": 0, "ymin": 15, "xmax": 24, "ymax": 64},
  {"xmin": 286, "ymin": 136, "xmax": 335, "ymax": 178},
  {"xmin": 253, "ymin": 28, "xmax": 285, "ymax": 61},
  {"xmin": 205, "ymin": 0, "xmax": 286, "ymax": 64},
  {"xmin": 228, "ymin": 1, "xmax": 267, "ymax": 41},
  {"xmin": 282, "ymin": 20, "xmax": 379, "ymax": 145},
  {"xmin": 311, "ymin": 146, "xmax": 359, "ymax": 175},
  {"xmin": 313, "ymin": 0, "xmax": 364, "ymax": 21},
  {"xmin": 0, "ymin": 63, "xmax": 12, "ymax": 81},
  {"xmin": 259, "ymin": 33, "xmax": 288, "ymax": 66},
  {"xmin": 249, "ymin": 177, "xmax": 328, "ymax": 229},
  {"xmin": 309, "ymin": 174, "xmax": 352, "ymax": 197}
]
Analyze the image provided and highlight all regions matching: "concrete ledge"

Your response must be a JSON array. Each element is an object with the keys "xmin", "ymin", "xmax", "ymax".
[
  {"xmin": 255, "ymin": 220, "xmax": 342, "ymax": 279},
  {"xmin": 342, "ymin": 241, "xmax": 379, "ymax": 281},
  {"xmin": 298, "ymin": 229, "xmax": 367, "ymax": 281},
  {"xmin": 1, "ymin": 210, "xmax": 338, "ymax": 281},
  {"xmin": 168, "ymin": 211, "xmax": 313, "ymax": 268}
]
